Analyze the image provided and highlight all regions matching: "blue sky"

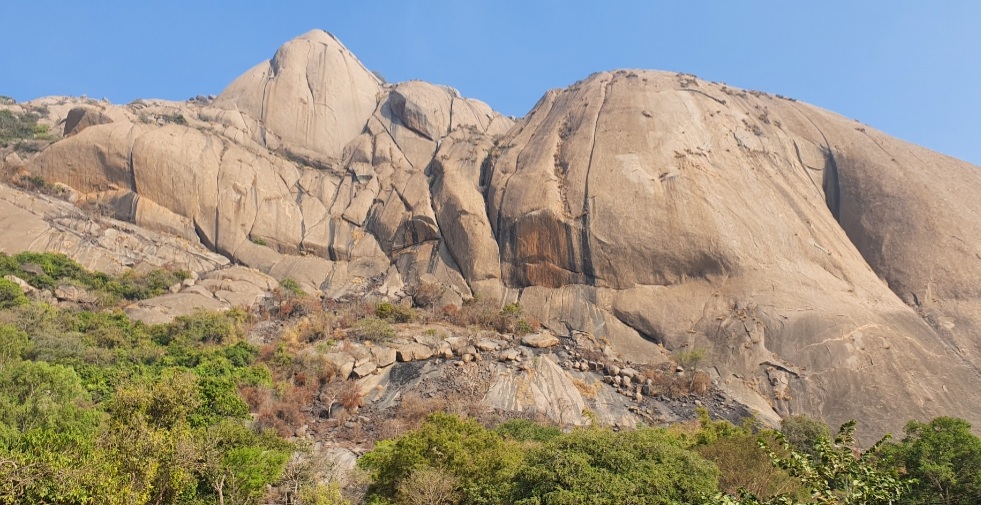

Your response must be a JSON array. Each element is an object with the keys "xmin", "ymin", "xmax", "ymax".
[{"xmin": 3, "ymin": 1, "xmax": 979, "ymax": 165}]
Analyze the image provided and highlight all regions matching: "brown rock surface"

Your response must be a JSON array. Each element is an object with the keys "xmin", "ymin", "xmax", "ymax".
[
  {"xmin": 484, "ymin": 355, "xmax": 587, "ymax": 425},
  {"xmin": 521, "ymin": 332, "xmax": 561, "ymax": 349},
  {"xmin": 63, "ymin": 106, "xmax": 113, "ymax": 137},
  {"xmin": 396, "ymin": 343, "xmax": 434, "ymax": 362}
]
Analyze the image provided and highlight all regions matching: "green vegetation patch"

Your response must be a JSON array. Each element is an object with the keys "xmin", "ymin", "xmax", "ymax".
[
  {"xmin": 279, "ymin": 277, "xmax": 304, "ymax": 296},
  {"xmin": 0, "ymin": 297, "xmax": 289, "ymax": 504},
  {"xmin": 0, "ymin": 251, "xmax": 188, "ymax": 305},
  {"xmin": 0, "ymin": 108, "xmax": 50, "ymax": 146}
]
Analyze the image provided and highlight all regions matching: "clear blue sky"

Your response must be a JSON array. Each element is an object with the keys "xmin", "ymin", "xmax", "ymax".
[{"xmin": 3, "ymin": 1, "xmax": 979, "ymax": 165}]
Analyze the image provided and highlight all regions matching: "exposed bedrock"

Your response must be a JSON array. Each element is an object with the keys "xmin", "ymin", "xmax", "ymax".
[{"xmin": 13, "ymin": 34, "xmax": 981, "ymax": 442}]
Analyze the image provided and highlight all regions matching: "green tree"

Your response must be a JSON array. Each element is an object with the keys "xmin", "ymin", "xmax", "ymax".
[
  {"xmin": 195, "ymin": 420, "xmax": 291, "ymax": 505},
  {"xmin": 0, "ymin": 360, "xmax": 101, "ymax": 448},
  {"xmin": 0, "ymin": 324, "xmax": 30, "ymax": 369},
  {"xmin": 100, "ymin": 372, "xmax": 201, "ymax": 505},
  {"xmin": 359, "ymin": 413, "xmax": 523, "ymax": 505},
  {"xmin": 781, "ymin": 415, "xmax": 831, "ymax": 457},
  {"xmin": 0, "ymin": 361, "xmax": 111, "ymax": 505},
  {"xmin": 881, "ymin": 417, "xmax": 981, "ymax": 505},
  {"xmin": 513, "ymin": 426, "xmax": 720, "ymax": 505}
]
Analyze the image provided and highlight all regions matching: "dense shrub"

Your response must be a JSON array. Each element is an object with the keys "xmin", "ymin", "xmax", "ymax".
[
  {"xmin": 348, "ymin": 317, "xmax": 395, "ymax": 341},
  {"xmin": 780, "ymin": 414, "xmax": 831, "ymax": 456},
  {"xmin": 0, "ymin": 278, "xmax": 28, "ymax": 309},
  {"xmin": 154, "ymin": 308, "xmax": 247, "ymax": 346},
  {"xmin": 513, "ymin": 427, "xmax": 720, "ymax": 505},
  {"xmin": 103, "ymin": 268, "xmax": 188, "ymax": 300},
  {"xmin": 0, "ymin": 109, "xmax": 49, "ymax": 145},
  {"xmin": 495, "ymin": 419, "xmax": 563, "ymax": 443},
  {"xmin": 359, "ymin": 413, "xmax": 523, "ymax": 505},
  {"xmin": 442, "ymin": 298, "xmax": 536, "ymax": 335},
  {"xmin": 0, "ymin": 251, "xmax": 105, "ymax": 290},
  {"xmin": 0, "ymin": 324, "xmax": 30, "ymax": 367},
  {"xmin": 280, "ymin": 277, "xmax": 305, "ymax": 296},
  {"xmin": 375, "ymin": 301, "xmax": 414, "ymax": 323},
  {"xmin": 0, "ymin": 299, "xmax": 293, "ymax": 504},
  {"xmin": 879, "ymin": 417, "xmax": 981, "ymax": 504}
]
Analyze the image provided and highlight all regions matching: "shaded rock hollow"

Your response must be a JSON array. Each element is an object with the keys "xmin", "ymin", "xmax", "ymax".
[{"xmin": 7, "ymin": 30, "xmax": 981, "ymax": 441}]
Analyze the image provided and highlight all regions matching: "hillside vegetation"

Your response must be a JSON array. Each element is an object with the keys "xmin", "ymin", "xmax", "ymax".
[{"xmin": 1, "ymin": 254, "xmax": 979, "ymax": 504}]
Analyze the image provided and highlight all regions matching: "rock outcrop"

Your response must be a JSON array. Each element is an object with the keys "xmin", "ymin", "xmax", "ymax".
[
  {"xmin": 484, "ymin": 70, "xmax": 981, "ymax": 439},
  {"xmin": 6, "ymin": 31, "xmax": 981, "ymax": 441},
  {"xmin": 0, "ymin": 183, "xmax": 228, "ymax": 276}
]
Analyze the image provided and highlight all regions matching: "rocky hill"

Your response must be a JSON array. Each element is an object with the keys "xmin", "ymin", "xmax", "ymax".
[{"xmin": 2, "ymin": 29, "xmax": 980, "ymax": 442}]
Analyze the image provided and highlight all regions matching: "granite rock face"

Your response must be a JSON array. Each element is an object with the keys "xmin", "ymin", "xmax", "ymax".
[
  {"xmin": 485, "ymin": 70, "xmax": 981, "ymax": 439},
  {"xmin": 26, "ymin": 31, "xmax": 512, "ymax": 305},
  {"xmin": 213, "ymin": 29, "xmax": 382, "ymax": 160},
  {"xmin": 8, "ymin": 32, "xmax": 981, "ymax": 441}
]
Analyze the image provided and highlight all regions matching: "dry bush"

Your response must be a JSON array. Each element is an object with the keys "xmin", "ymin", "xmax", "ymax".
[
  {"xmin": 441, "ymin": 298, "xmax": 535, "ymax": 335},
  {"xmin": 274, "ymin": 293, "xmax": 323, "ymax": 320},
  {"xmin": 332, "ymin": 298, "xmax": 375, "ymax": 329},
  {"xmin": 690, "ymin": 370, "xmax": 712, "ymax": 396},
  {"xmin": 696, "ymin": 432, "xmax": 801, "ymax": 498},
  {"xmin": 441, "ymin": 304, "xmax": 463, "ymax": 324},
  {"xmin": 239, "ymin": 384, "xmax": 270, "ymax": 411},
  {"xmin": 257, "ymin": 402, "xmax": 303, "ymax": 437},
  {"xmin": 282, "ymin": 311, "xmax": 335, "ymax": 344},
  {"xmin": 317, "ymin": 379, "xmax": 360, "ymax": 422},
  {"xmin": 641, "ymin": 368, "xmax": 672, "ymax": 395},
  {"xmin": 660, "ymin": 375, "xmax": 689, "ymax": 398},
  {"xmin": 523, "ymin": 316, "xmax": 543, "ymax": 333},
  {"xmin": 408, "ymin": 281, "xmax": 445, "ymax": 309},
  {"xmin": 290, "ymin": 348, "xmax": 338, "ymax": 388},
  {"xmin": 242, "ymin": 384, "xmax": 306, "ymax": 437},
  {"xmin": 396, "ymin": 391, "xmax": 448, "ymax": 428},
  {"xmin": 577, "ymin": 346, "xmax": 607, "ymax": 364},
  {"xmin": 442, "ymin": 296, "xmax": 498, "ymax": 328},
  {"xmin": 572, "ymin": 377, "xmax": 600, "ymax": 399},
  {"xmin": 410, "ymin": 307, "xmax": 441, "ymax": 325},
  {"xmin": 396, "ymin": 467, "xmax": 460, "ymax": 505},
  {"xmin": 641, "ymin": 362, "xmax": 713, "ymax": 398},
  {"xmin": 376, "ymin": 418, "xmax": 408, "ymax": 442},
  {"xmin": 443, "ymin": 393, "xmax": 485, "ymax": 420},
  {"xmin": 338, "ymin": 380, "xmax": 364, "ymax": 411},
  {"xmin": 444, "ymin": 362, "xmax": 491, "ymax": 401}
]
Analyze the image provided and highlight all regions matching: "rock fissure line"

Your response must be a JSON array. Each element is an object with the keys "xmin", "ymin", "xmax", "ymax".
[
  {"xmin": 579, "ymin": 78, "xmax": 614, "ymax": 284},
  {"xmin": 678, "ymin": 87, "xmax": 728, "ymax": 106}
]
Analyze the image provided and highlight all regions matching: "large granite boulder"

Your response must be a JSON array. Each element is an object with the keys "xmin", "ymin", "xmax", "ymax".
[{"xmin": 485, "ymin": 70, "xmax": 981, "ymax": 440}]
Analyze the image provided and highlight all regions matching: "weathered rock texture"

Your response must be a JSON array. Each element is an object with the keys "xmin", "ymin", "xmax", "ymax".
[
  {"xmin": 0, "ymin": 183, "xmax": 227, "ymax": 276},
  {"xmin": 486, "ymin": 71, "xmax": 981, "ymax": 440},
  {"xmin": 7, "ymin": 32, "xmax": 981, "ymax": 441}
]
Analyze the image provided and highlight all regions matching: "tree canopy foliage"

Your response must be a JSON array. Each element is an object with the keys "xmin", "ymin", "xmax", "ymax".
[{"xmin": 0, "ymin": 254, "xmax": 289, "ymax": 504}]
